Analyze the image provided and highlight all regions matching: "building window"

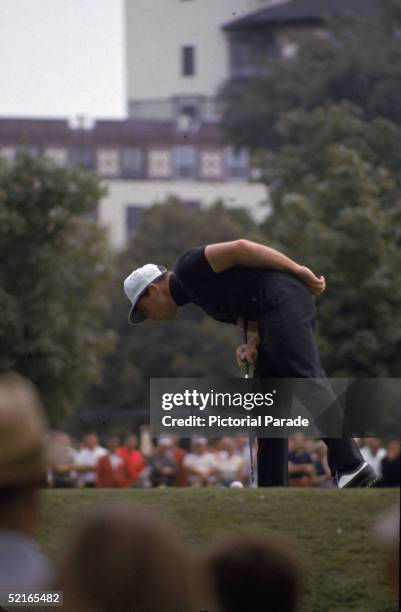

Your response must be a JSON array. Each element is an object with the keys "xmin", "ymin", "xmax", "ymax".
[
  {"xmin": 148, "ymin": 149, "xmax": 172, "ymax": 178},
  {"xmin": 181, "ymin": 46, "xmax": 195, "ymax": 77},
  {"xmin": 229, "ymin": 32, "xmax": 276, "ymax": 79},
  {"xmin": 121, "ymin": 147, "xmax": 144, "ymax": 178},
  {"xmin": 181, "ymin": 105, "xmax": 197, "ymax": 120},
  {"xmin": 174, "ymin": 146, "xmax": 197, "ymax": 179},
  {"xmin": 126, "ymin": 205, "xmax": 145, "ymax": 238},
  {"xmin": 200, "ymin": 150, "xmax": 223, "ymax": 180},
  {"xmin": 71, "ymin": 146, "xmax": 94, "ymax": 170},
  {"xmin": 44, "ymin": 147, "xmax": 68, "ymax": 166},
  {"xmin": 97, "ymin": 149, "xmax": 120, "ymax": 177},
  {"xmin": 224, "ymin": 147, "xmax": 249, "ymax": 180},
  {"xmin": 230, "ymin": 38, "xmax": 255, "ymax": 78},
  {"xmin": 175, "ymin": 97, "xmax": 202, "ymax": 130}
]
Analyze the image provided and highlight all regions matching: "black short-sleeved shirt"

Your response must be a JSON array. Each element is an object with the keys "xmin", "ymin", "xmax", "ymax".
[{"xmin": 170, "ymin": 245, "xmax": 303, "ymax": 324}]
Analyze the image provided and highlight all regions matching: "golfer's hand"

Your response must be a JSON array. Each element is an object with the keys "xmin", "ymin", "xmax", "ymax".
[
  {"xmin": 296, "ymin": 266, "xmax": 326, "ymax": 296},
  {"xmin": 236, "ymin": 343, "xmax": 258, "ymax": 369}
]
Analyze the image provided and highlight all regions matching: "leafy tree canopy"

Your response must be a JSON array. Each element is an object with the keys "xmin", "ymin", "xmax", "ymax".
[
  {"xmin": 0, "ymin": 154, "xmax": 116, "ymax": 423},
  {"xmin": 220, "ymin": 0, "xmax": 401, "ymax": 150},
  {"xmin": 261, "ymin": 104, "xmax": 401, "ymax": 376}
]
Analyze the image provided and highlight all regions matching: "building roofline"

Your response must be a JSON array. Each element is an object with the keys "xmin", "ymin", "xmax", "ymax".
[{"xmin": 223, "ymin": 0, "xmax": 380, "ymax": 31}]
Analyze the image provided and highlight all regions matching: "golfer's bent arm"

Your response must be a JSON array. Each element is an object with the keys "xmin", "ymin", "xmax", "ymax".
[
  {"xmin": 205, "ymin": 239, "xmax": 325, "ymax": 295},
  {"xmin": 205, "ymin": 239, "xmax": 299, "ymax": 274}
]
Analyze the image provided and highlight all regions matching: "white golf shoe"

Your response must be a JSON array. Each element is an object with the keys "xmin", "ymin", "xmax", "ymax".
[{"xmin": 336, "ymin": 461, "xmax": 378, "ymax": 488}]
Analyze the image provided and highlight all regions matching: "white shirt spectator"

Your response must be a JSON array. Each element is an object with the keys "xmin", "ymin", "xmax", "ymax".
[
  {"xmin": 217, "ymin": 453, "xmax": 245, "ymax": 483},
  {"xmin": 361, "ymin": 444, "xmax": 387, "ymax": 478},
  {"xmin": 75, "ymin": 445, "xmax": 107, "ymax": 486},
  {"xmin": 109, "ymin": 452, "xmax": 124, "ymax": 470},
  {"xmin": 183, "ymin": 451, "xmax": 217, "ymax": 485}
]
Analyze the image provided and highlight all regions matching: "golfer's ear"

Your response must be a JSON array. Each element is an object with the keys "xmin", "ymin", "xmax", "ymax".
[{"xmin": 150, "ymin": 281, "xmax": 165, "ymax": 295}]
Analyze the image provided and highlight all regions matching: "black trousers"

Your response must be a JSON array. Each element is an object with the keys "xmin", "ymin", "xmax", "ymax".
[{"xmin": 253, "ymin": 276, "xmax": 363, "ymax": 487}]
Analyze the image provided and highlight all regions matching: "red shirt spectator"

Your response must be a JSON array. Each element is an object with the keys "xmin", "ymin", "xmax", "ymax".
[
  {"xmin": 96, "ymin": 436, "xmax": 130, "ymax": 488},
  {"xmin": 171, "ymin": 437, "xmax": 187, "ymax": 486},
  {"xmin": 117, "ymin": 434, "xmax": 145, "ymax": 485}
]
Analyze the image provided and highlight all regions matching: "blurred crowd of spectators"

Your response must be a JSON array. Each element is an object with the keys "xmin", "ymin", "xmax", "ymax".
[
  {"xmin": 1, "ymin": 373, "xmax": 399, "ymax": 611},
  {"xmin": 47, "ymin": 429, "xmax": 400, "ymax": 489}
]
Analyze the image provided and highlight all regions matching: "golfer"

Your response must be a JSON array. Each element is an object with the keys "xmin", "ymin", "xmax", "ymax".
[{"xmin": 124, "ymin": 239, "xmax": 376, "ymax": 488}]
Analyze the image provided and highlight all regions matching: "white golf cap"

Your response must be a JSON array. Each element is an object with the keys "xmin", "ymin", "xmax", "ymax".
[{"xmin": 124, "ymin": 264, "xmax": 164, "ymax": 325}]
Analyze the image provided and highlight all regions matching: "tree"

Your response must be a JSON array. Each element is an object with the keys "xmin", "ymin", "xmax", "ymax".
[
  {"xmin": 0, "ymin": 153, "xmax": 116, "ymax": 423},
  {"xmin": 220, "ymin": 0, "xmax": 401, "ymax": 150},
  {"xmin": 260, "ymin": 104, "xmax": 401, "ymax": 377},
  {"xmin": 86, "ymin": 199, "xmax": 265, "ymax": 414}
]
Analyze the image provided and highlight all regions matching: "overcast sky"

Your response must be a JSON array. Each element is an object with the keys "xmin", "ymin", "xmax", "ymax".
[{"xmin": 0, "ymin": 0, "xmax": 126, "ymax": 122}]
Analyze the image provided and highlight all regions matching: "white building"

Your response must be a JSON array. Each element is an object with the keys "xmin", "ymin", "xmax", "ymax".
[
  {"xmin": 101, "ymin": 179, "xmax": 267, "ymax": 249},
  {"xmin": 106, "ymin": 0, "xmax": 288, "ymax": 249},
  {"xmin": 94, "ymin": 118, "xmax": 268, "ymax": 249},
  {"xmin": 125, "ymin": 0, "xmax": 279, "ymax": 122},
  {"xmin": 0, "ymin": 117, "xmax": 269, "ymax": 249}
]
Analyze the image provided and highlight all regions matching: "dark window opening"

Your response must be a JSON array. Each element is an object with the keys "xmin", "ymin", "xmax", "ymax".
[
  {"xmin": 126, "ymin": 205, "xmax": 145, "ymax": 238},
  {"xmin": 181, "ymin": 105, "xmax": 197, "ymax": 120},
  {"xmin": 71, "ymin": 145, "xmax": 94, "ymax": 170},
  {"xmin": 182, "ymin": 46, "xmax": 195, "ymax": 77},
  {"xmin": 225, "ymin": 147, "xmax": 249, "ymax": 180},
  {"xmin": 121, "ymin": 148, "xmax": 144, "ymax": 179},
  {"xmin": 174, "ymin": 146, "xmax": 197, "ymax": 179}
]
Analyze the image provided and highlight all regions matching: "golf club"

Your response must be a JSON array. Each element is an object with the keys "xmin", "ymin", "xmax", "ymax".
[{"xmin": 242, "ymin": 318, "xmax": 256, "ymax": 488}]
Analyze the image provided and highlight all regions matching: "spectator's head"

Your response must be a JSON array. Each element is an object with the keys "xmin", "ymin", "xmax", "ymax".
[
  {"xmin": 48, "ymin": 431, "xmax": 72, "ymax": 467},
  {"xmin": 221, "ymin": 438, "xmax": 236, "ymax": 455},
  {"xmin": 49, "ymin": 431, "xmax": 71, "ymax": 453},
  {"xmin": 0, "ymin": 373, "xmax": 48, "ymax": 536},
  {"xmin": 304, "ymin": 438, "xmax": 316, "ymax": 454},
  {"xmin": 58, "ymin": 505, "xmax": 214, "ymax": 612},
  {"xmin": 106, "ymin": 435, "xmax": 120, "ymax": 454},
  {"xmin": 73, "ymin": 438, "xmax": 85, "ymax": 451},
  {"xmin": 313, "ymin": 440, "xmax": 327, "ymax": 460},
  {"xmin": 83, "ymin": 433, "xmax": 98, "ymax": 450},
  {"xmin": 386, "ymin": 440, "xmax": 400, "ymax": 459},
  {"xmin": 168, "ymin": 435, "xmax": 179, "ymax": 447},
  {"xmin": 291, "ymin": 433, "xmax": 307, "ymax": 454},
  {"xmin": 235, "ymin": 435, "xmax": 247, "ymax": 451},
  {"xmin": 157, "ymin": 436, "xmax": 173, "ymax": 453},
  {"xmin": 365, "ymin": 437, "xmax": 382, "ymax": 453},
  {"xmin": 123, "ymin": 433, "xmax": 138, "ymax": 450},
  {"xmin": 192, "ymin": 437, "xmax": 208, "ymax": 455},
  {"xmin": 204, "ymin": 531, "xmax": 302, "ymax": 612}
]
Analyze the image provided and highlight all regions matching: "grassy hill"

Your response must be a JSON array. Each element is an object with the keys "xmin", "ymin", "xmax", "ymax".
[{"xmin": 39, "ymin": 488, "xmax": 399, "ymax": 612}]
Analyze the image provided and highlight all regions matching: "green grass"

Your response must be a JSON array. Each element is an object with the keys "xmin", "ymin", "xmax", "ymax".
[{"xmin": 39, "ymin": 488, "xmax": 399, "ymax": 612}]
